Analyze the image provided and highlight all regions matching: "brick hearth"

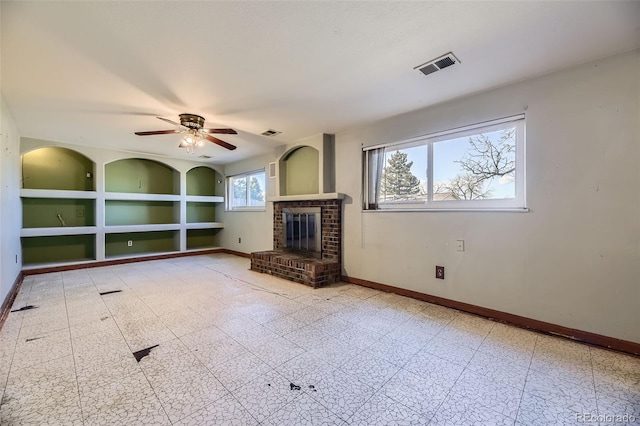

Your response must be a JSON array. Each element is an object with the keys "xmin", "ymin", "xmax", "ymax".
[{"xmin": 251, "ymin": 199, "xmax": 342, "ymax": 288}]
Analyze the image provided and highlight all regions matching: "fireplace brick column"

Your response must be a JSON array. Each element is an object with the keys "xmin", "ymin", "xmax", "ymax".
[{"xmin": 251, "ymin": 199, "xmax": 343, "ymax": 288}]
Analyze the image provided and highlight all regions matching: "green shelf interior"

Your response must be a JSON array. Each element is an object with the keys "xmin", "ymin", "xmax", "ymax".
[
  {"xmin": 106, "ymin": 231, "xmax": 178, "ymax": 257},
  {"xmin": 20, "ymin": 146, "xmax": 225, "ymax": 264},
  {"xmin": 105, "ymin": 158, "xmax": 179, "ymax": 194},
  {"xmin": 22, "ymin": 198, "xmax": 95, "ymax": 228},
  {"xmin": 186, "ymin": 167, "xmax": 218, "ymax": 196},
  {"xmin": 186, "ymin": 202, "xmax": 216, "ymax": 223},
  {"xmin": 186, "ymin": 228, "xmax": 219, "ymax": 250},
  {"xmin": 22, "ymin": 147, "xmax": 95, "ymax": 191},
  {"xmin": 105, "ymin": 200, "xmax": 178, "ymax": 226},
  {"xmin": 22, "ymin": 234, "xmax": 96, "ymax": 265},
  {"xmin": 282, "ymin": 146, "xmax": 319, "ymax": 196}
]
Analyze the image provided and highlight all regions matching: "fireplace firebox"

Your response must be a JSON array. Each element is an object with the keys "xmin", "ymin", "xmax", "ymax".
[{"xmin": 282, "ymin": 207, "xmax": 321, "ymax": 258}]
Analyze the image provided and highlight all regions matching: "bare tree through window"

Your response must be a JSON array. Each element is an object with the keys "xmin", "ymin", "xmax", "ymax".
[{"xmin": 436, "ymin": 128, "xmax": 516, "ymax": 200}]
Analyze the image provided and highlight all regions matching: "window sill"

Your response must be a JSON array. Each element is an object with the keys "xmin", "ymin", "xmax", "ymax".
[
  {"xmin": 363, "ymin": 207, "xmax": 529, "ymax": 213},
  {"xmin": 226, "ymin": 207, "xmax": 266, "ymax": 212}
]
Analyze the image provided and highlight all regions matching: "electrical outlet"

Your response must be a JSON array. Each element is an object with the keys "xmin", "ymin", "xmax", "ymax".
[
  {"xmin": 76, "ymin": 209, "xmax": 84, "ymax": 218},
  {"xmin": 456, "ymin": 240, "xmax": 465, "ymax": 252},
  {"xmin": 238, "ymin": 237, "xmax": 241, "ymax": 244},
  {"xmin": 127, "ymin": 240, "xmax": 133, "ymax": 247},
  {"xmin": 436, "ymin": 266, "xmax": 445, "ymax": 279}
]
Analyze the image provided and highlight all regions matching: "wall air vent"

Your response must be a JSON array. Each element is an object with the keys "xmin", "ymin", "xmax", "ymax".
[
  {"xmin": 415, "ymin": 52, "xmax": 460, "ymax": 76},
  {"xmin": 261, "ymin": 129, "xmax": 282, "ymax": 137}
]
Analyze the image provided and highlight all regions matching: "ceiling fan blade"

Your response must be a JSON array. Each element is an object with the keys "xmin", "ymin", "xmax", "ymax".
[
  {"xmin": 135, "ymin": 130, "xmax": 180, "ymax": 136},
  {"xmin": 204, "ymin": 134, "xmax": 237, "ymax": 150},
  {"xmin": 156, "ymin": 116, "xmax": 182, "ymax": 127},
  {"xmin": 202, "ymin": 128, "xmax": 237, "ymax": 135}
]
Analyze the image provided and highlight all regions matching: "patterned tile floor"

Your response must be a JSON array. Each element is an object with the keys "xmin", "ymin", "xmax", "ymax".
[{"xmin": 0, "ymin": 254, "xmax": 638, "ymax": 425}]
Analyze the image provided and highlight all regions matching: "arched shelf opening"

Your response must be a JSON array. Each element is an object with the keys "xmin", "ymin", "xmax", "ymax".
[
  {"xmin": 279, "ymin": 146, "xmax": 319, "ymax": 196},
  {"xmin": 22, "ymin": 146, "xmax": 95, "ymax": 191},
  {"xmin": 186, "ymin": 166, "xmax": 220, "ymax": 196},
  {"xmin": 105, "ymin": 158, "xmax": 179, "ymax": 195}
]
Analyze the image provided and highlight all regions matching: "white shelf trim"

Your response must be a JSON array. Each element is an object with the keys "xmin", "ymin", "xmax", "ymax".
[
  {"xmin": 185, "ymin": 222, "xmax": 224, "ymax": 230},
  {"xmin": 21, "ymin": 226, "xmax": 98, "ymax": 237},
  {"xmin": 185, "ymin": 195, "xmax": 224, "ymax": 203},
  {"xmin": 105, "ymin": 224, "xmax": 181, "ymax": 233},
  {"xmin": 105, "ymin": 192, "xmax": 180, "ymax": 201},
  {"xmin": 20, "ymin": 189, "xmax": 98, "ymax": 199}
]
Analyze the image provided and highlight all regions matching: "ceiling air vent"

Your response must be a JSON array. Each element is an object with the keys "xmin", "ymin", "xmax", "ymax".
[
  {"xmin": 261, "ymin": 129, "xmax": 282, "ymax": 137},
  {"xmin": 198, "ymin": 155, "xmax": 211, "ymax": 159},
  {"xmin": 415, "ymin": 52, "xmax": 460, "ymax": 76}
]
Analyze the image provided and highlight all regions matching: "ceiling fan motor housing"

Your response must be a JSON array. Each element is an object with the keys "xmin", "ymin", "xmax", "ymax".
[{"xmin": 179, "ymin": 114, "xmax": 205, "ymax": 130}]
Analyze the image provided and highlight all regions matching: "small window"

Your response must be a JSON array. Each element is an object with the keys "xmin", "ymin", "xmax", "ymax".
[
  {"xmin": 227, "ymin": 170, "xmax": 266, "ymax": 211},
  {"xmin": 364, "ymin": 115, "xmax": 525, "ymax": 211}
]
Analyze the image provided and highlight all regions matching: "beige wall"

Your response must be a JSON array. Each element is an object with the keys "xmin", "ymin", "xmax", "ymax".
[
  {"xmin": 337, "ymin": 49, "xmax": 639, "ymax": 343},
  {"xmin": 220, "ymin": 153, "xmax": 275, "ymax": 254},
  {"xmin": 0, "ymin": 94, "xmax": 22, "ymax": 302},
  {"xmin": 219, "ymin": 49, "xmax": 640, "ymax": 343}
]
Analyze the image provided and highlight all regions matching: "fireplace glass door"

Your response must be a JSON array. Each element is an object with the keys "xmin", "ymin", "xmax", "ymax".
[{"xmin": 282, "ymin": 208, "xmax": 321, "ymax": 257}]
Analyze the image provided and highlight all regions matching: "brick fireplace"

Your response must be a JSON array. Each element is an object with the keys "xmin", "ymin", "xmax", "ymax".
[{"xmin": 250, "ymin": 199, "xmax": 342, "ymax": 288}]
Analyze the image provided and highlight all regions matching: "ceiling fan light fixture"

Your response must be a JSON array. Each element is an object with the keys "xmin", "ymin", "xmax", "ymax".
[
  {"xmin": 135, "ymin": 114, "xmax": 237, "ymax": 152},
  {"xmin": 179, "ymin": 113, "xmax": 205, "ymax": 130}
]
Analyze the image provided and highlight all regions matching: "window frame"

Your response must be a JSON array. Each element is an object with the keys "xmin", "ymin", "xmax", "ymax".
[
  {"xmin": 226, "ymin": 169, "xmax": 266, "ymax": 212},
  {"xmin": 363, "ymin": 115, "xmax": 527, "ymax": 212}
]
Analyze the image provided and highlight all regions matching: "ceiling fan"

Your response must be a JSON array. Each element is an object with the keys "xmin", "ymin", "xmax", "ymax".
[{"xmin": 135, "ymin": 114, "xmax": 237, "ymax": 152}]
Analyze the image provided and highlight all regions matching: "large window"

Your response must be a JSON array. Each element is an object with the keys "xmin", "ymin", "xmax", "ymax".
[
  {"xmin": 227, "ymin": 170, "xmax": 266, "ymax": 211},
  {"xmin": 364, "ymin": 115, "xmax": 525, "ymax": 211}
]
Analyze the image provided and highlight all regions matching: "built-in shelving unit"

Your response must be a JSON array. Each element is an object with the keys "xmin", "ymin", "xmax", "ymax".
[
  {"xmin": 184, "ymin": 167, "xmax": 223, "ymax": 251},
  {"xmin": 20, "ymin": 147, "xmax": 224, "ymax": 268}
]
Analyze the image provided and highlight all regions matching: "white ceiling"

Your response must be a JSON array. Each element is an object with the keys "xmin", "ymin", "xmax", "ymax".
[{"xmin": 2, "ymin": 1, "xmax": 639, "ymax": 164}]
